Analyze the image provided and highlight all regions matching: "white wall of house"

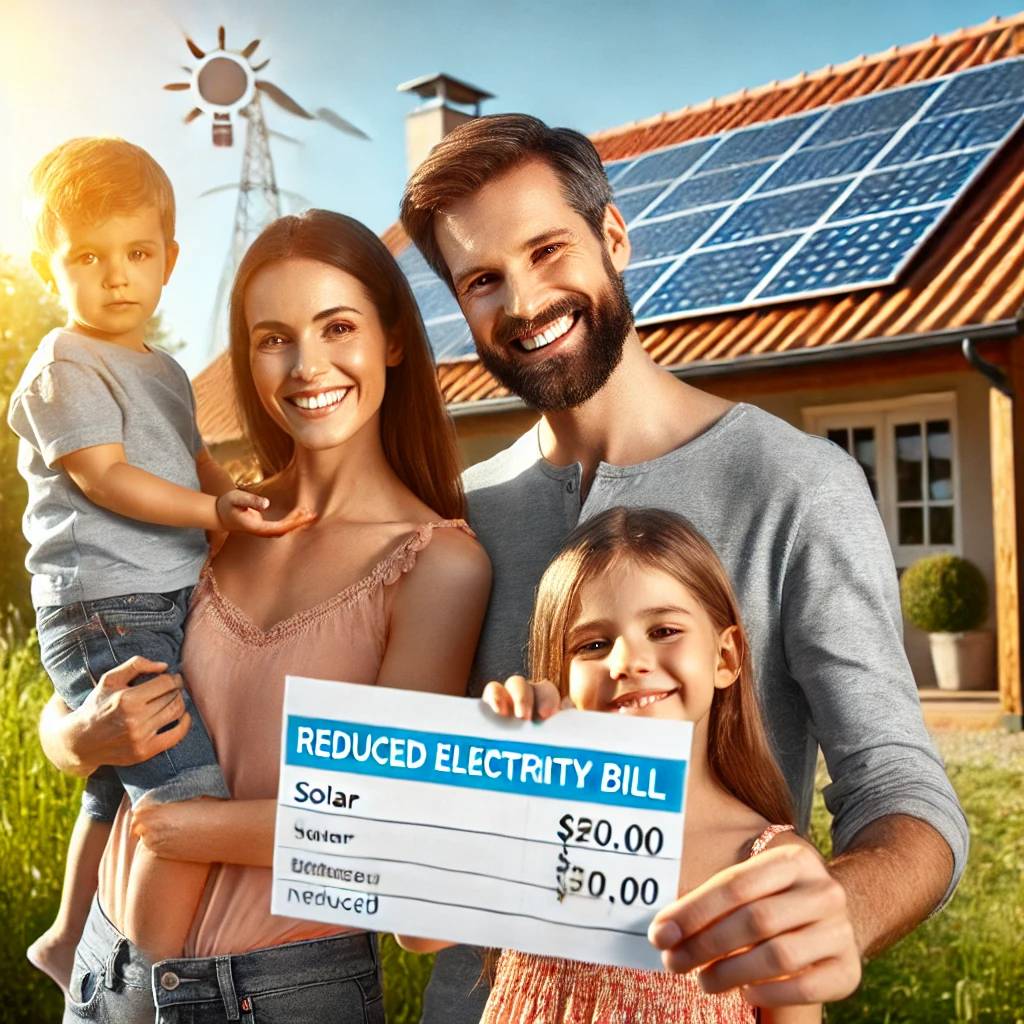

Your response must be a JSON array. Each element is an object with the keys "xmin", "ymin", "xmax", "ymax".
[{"xmin": 747, "ymin": 369, "xmax": 994, "ymax": 688}]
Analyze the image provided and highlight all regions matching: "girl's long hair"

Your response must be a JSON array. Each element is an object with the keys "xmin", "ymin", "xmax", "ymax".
[
  {"xmin": 529, "ymin": 507, "xmax": 795, "ymax": 828},
  {"xmin": 228, "ymin": 209, "xmax": 464, "ymax": 519}
]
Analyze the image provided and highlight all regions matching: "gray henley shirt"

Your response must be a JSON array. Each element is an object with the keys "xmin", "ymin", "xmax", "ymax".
[{"xmin": 421, "ymin": 401, "xmax": 967, "ymax": 1023}]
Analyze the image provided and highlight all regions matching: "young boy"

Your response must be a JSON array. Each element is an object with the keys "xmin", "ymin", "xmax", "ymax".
[{"xmin": 8, "ymin": 137, "xmax": 312, "ymax": 992}]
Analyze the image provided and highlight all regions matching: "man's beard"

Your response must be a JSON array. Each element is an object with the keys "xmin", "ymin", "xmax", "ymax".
[{"xmin": 475, "ymin": 256, "xmax": 634, "ymax": 412}]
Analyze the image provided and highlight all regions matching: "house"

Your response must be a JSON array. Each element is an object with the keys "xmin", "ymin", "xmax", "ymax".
[{"xmin": 193, "ymin": 13, "xmax": 1024, "ymax": 726}]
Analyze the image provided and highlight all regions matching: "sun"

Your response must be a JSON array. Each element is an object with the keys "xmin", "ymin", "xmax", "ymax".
[{"xmin": 164, "ymin": 27, "xmax": 366, "ymax": 147}]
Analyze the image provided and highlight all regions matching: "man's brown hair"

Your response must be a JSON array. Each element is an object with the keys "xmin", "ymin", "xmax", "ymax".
[
  {"xmin": 30, "ymin": 137, "xmax": 176, "ymax": 255},
  {"xmin": 400, "ymin": 114, "xmax": 612, "ymax": 290}
]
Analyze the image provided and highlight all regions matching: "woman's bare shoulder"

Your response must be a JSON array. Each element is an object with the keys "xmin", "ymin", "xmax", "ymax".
[{"xmin": 407, "ymin": 522, "xmax": 491, "ymax": 590}]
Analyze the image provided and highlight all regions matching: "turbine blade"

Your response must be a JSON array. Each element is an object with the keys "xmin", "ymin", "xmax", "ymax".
[
  {"xmin": 218, "ymin": 25, "xmax": 226, "ymax": 49},
  {"xmin": 199, "ymin": 184, "xmax": 239, "ymax": 197},
  {"xmin": 269, "ymin": 129, "xmax": 302, "ymax": 146},
  {"xmin": 252, "ymin": 59, "xmax": 270, "ymax": 71},
  {"xmin": 256, "ymin": 80, "xmax": 314, "ymax": 119},
  {"xmin": 316, "ymin": 107, "xmax": 370, "ymax": 140},
  {"xmin": 163, "ymin": 82, "xmax": 191, "ymax": 91},
  {"xmin": 242, "ymin": 39, "xmax": 260, "ymax": 58},
  {"xmin": 185, "ymin": 35, "xmax": 205, "ymax": 59},
  {"xmin": 184, "ymin": 108, "xmax": 203, "ymax": 124}
]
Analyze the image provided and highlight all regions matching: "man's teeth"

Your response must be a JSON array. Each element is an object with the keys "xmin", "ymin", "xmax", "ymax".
[
  {"xmin": 520, "ymin": 313, "xmax": 575, "ymax": 352},
  {"xmin": 291, "ymin": 389, "xmax": 348, "ymax": 410}
]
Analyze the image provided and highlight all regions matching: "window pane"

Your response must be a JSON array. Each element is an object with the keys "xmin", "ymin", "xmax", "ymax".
[
  {"xmin": 852, "ymin": 427, "xmax": 878, "ymax": 499},
  {"xmin": 930, "ymin": 505, "xmax": 954, "ymax": 545},
  {"xmin": 895, "ymin": 423, "xmax": 923, "ymax": 501},
  {"xmin": 899, "ymin": 506, "xmax": 924, "ymax": 545},
  {"xmin": 827, "ymin": 428, "xmax": 849, "ymax": 452},
  {"xmin": 927, "ymin": 419, "xmax": 953, "ymax": 501}
]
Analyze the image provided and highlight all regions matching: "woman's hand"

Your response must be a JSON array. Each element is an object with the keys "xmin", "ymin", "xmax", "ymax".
[
  {"xmin": 132, "ymin": 798, "xmax": 219, "ymax": 862},
  {"xmin": 39, "ymin": 657, "xmax": 190, "ymax": 777},
  {"xmin": 481, "ymin": 675, "xmax": 565, "ymax": 720}
]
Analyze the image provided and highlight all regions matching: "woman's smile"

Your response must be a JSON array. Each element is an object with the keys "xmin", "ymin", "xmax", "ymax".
[{"xmin": 284, "ymin": 386, "xmax": 352, "ymax": 416}]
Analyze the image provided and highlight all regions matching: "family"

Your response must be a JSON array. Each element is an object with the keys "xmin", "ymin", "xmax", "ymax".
[{"xmin": 9, "ymin": 114, "xmax": 967, "ymax": 1024}]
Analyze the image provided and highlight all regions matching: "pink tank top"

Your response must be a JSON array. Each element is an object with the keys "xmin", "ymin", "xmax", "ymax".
[
  {"xmin": 97, "ymin": 519, "xmax": 473, "ymax": 957},
  {"xmin": 482, "ymin": 824, "xmax": 795, "ymax": 1024}
]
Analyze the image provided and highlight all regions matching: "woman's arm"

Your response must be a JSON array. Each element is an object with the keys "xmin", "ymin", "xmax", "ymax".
[
  {"xmin": 132, "ymin": 798, "xmax": 276, "ymax": 867},
  {"xmin": 39, "ymin": 657, "xmax": 191, "ymax": 777},
  {"xmin": 376, "ymin": 527, "xmax": 491, "ymax": 695}
]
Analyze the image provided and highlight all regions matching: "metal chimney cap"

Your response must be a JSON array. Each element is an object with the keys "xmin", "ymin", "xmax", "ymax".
[{"xmin": 397, "ymin": 73, "xmax": 494, "ymax": 107}]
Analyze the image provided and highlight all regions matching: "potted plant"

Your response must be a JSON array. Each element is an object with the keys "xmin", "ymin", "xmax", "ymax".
[{"xmin": 900, "ymin": 554, "xmax": 994, "ymax": 690}]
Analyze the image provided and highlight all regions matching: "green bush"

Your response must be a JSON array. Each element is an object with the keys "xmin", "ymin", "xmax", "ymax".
[{"xmin": 900, "ymin": 554, "xmax": 988, "ymax": 633}]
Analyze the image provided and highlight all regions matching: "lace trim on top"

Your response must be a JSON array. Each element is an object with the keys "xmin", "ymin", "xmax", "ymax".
[{"xmin": 197, "ymin": 519, "xmax": 473, "ymax": 647}]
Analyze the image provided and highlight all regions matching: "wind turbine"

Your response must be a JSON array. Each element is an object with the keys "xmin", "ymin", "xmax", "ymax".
[{"xmin": 164, "ymin": 26, "xmax": 369, "ymax": 358}]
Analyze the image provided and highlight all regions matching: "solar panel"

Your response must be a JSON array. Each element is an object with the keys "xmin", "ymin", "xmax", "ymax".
[
  {"xmin": 606, "ymin": 56, "xmax": 1024, "ymax": 326},
  {"xmin": 406, "ymin": 57, "xmax": 1024, "ymax": 361}
]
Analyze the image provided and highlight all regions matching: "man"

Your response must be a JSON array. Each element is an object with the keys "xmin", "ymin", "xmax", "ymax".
[{"xmin": 400, "ymin": 114, "xmax": 967, "ymax": 1020}]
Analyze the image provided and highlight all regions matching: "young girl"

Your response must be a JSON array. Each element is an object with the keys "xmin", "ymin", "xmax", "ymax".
[{"xmin": 405, "ymin": 506, "xmax": 837, "ymax": 1023}]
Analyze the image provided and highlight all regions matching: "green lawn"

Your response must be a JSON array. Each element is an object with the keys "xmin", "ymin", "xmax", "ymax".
[{"xmin": 2, "ymin": 634, "xmax": 1021, "ymax": 1023}]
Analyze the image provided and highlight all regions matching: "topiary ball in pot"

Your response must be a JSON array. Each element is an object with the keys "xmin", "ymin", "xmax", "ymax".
[{"xmin": 900, "ymin": 554, "xmax": 988, "ymax": 633}]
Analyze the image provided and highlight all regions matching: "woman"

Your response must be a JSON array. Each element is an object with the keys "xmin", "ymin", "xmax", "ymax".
[{"xmin": 39, "ymin": 210, "xmax": 491, "ymax": 1023}]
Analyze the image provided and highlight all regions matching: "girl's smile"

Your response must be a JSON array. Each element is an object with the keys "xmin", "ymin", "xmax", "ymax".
[{"xmin": 566, "ymin": 560, "xmax": 740, "ymax": 723}]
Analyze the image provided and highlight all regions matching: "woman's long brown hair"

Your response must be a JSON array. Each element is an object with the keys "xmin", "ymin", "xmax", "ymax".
[
  {"xmin": 228, "ymin": 210, "xmax": 464, "ymax": 519},
  {"xmin": 529, "ymin": 507, "xmax": 795, "ymax": 828}
]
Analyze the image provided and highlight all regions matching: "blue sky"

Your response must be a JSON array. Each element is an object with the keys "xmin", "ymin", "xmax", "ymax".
[{"xmin": 2, "ymin": 0, "xmax": 1019, "ymax": 375}]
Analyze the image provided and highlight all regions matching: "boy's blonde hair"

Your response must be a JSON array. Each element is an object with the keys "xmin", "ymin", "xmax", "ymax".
[{"xmin": 30, "ymin": 138, "xmax": 176, "ymax": 255}]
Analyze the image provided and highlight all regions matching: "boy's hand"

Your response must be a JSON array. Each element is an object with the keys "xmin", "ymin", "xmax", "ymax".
[
  {"xmin": 215, "ymin": 489, "xmax": 317, "ymax": 537},
  {"xmin": 482, "ymin": 675, "xmax": 564, "ymax": 720}
]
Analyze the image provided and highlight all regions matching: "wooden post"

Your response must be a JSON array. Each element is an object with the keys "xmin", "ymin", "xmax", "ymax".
[{"xmin": 990, "ymin": 336, "xmax": 1024, "ymax": 730}]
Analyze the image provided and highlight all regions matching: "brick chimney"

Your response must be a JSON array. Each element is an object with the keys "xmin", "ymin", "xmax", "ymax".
[{"xmin": 397, "ymin": 73, "xmax": 494, "ymax": 175}]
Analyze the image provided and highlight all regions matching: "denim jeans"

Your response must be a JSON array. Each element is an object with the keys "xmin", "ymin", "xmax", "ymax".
[
  {"xmin": 36, "ymin": 588, "xmax": 228, "ymax": 821},
  {"xmin": 65, "ymin": 898, "xmax": 385, "ymax": 1024}
]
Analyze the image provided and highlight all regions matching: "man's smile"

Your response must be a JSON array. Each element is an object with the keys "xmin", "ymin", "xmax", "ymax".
[{"xmin": 517, "ymin": 311, "xmax": 580, "ymax": 352}]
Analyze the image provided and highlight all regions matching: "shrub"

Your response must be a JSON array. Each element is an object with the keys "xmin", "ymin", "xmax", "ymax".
[{"xmin": 900, "ymin": 554, "xmax": 988, "ymax": 633}]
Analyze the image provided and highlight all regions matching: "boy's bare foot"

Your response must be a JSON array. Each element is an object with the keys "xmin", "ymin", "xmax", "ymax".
[{"xmin": 26, "ymin": 929, "xmax": 76, "ymax": 996}]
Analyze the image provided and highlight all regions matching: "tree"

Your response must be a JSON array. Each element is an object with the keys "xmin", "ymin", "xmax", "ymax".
[{"xmin": 1, "ymin": 256, "xmax": 63, "ymax": 625}]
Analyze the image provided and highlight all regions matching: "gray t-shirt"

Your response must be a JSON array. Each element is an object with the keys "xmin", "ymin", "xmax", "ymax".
[
  {"xmin": 8, "ymin": 329, "xmax": 207, "ymax": 608},
  {"xmin": 421, "ymin": 401, "xmax": 967, "ymax": 1023}
]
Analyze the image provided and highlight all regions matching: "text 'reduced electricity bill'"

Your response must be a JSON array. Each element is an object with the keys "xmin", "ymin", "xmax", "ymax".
[{"xmin": 272, "ymin": 676, "xmax": 692, "ymax": 970}]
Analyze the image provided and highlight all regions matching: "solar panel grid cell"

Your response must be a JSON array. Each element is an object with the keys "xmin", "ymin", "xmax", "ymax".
[
  {"xmin": 612, "ymin": 137, "xmax": 718, "ymax": 189},
  {"xmin": 708, "ymin": 182, "xmax": 847, "ymax": 246},
  {"xmin": 928, "ymin": 58, "xmax": 1024, "ymax": 116},
  {"xmin": 832, "ymin": 150, "xmax": 988, "ymax": 220},
  {"xmin": 613, "ymin": 184, "xmax": 671, "ymax": 223},
  {"xmin": 880, "ymin": 101, "xmax": 1024, "ymax": 165},
  {"xmin": 758, "ymin": 132, "xmax": 894, "ymax": 191},
  {"xmin": 628, "ymin": 209, "xmax": 722, "ymax": 262},
  {"xmin": 637, "ymin": 235, "xmax": 799, "ymax": 317},
  {"xmin": 649, "ymin": 160, "xmax": 774, "ymax": 217},
  {"xmin": 699, "ymin": 114, "xmax": 820, "ymax": 171},
  {"xmin": 759, "ymin": 211, "xmax": 934, "ymax": 298}
]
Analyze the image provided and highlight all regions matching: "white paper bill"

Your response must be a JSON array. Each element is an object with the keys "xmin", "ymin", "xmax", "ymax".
[{"xmin": 272, "ymin": 676, "xmax": 691, "ymax": 970}]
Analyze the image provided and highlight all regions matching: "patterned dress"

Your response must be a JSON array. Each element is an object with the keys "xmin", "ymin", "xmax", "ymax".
[{"xmin": 481, "ymin": 824, "xmax": 795, "ymax": 1024}]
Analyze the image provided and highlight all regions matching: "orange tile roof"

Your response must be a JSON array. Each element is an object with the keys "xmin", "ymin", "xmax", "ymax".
[{"xmin": 195, "ymin": 12, "xmax": 1024, "ymax": 429}]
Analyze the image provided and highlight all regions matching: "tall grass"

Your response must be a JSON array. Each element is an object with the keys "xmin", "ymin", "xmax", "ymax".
[{"xmin": 2, "ymin": 632, "xmax": 1021, "ymax": 1022}]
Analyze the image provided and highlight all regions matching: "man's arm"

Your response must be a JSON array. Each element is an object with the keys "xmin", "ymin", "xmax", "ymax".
[{"xmin": 829, "ymin": 814, "xmax": 953, "ymax": 958}]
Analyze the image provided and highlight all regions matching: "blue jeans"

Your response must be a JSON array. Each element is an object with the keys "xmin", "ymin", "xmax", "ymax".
[
  {"xmin": 36, "ymin": 588, "xmax": 229, "ymax": 821},
  {"xmin": 65, "ymin": 898, "xmax": 385, "ymax": 1024}
]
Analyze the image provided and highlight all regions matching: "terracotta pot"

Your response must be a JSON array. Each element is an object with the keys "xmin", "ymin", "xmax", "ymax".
[{"xmin": 928, "ymin": 630, "xmax": 995, "ymax": 690}]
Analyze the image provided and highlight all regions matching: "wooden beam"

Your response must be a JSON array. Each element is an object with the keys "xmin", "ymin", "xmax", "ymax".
[
  {"xmin": 694, "ymin": 340, "xmax": 1011, "ymax": 399},
  {"xmin": 990, "ymin": 337, "xmax": 1024, "ymax": 727}
]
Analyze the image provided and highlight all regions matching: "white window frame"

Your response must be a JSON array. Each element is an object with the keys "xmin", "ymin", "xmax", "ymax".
[{"xmin": 802, "ymin": 392, "xmax": 960, "ymax": 568}]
